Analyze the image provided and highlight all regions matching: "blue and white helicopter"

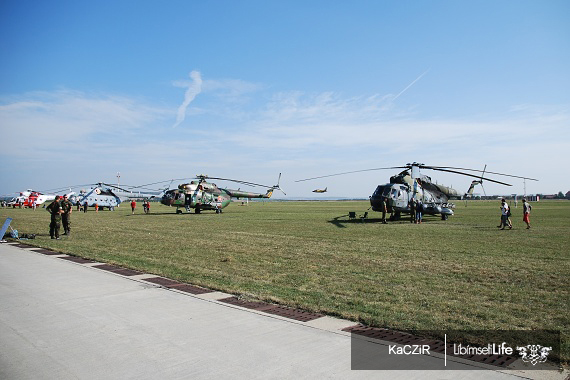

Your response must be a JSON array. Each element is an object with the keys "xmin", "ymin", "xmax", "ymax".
[{"xmin": 68, "ymin": 183, "xmax": 155, "ymax": 210}]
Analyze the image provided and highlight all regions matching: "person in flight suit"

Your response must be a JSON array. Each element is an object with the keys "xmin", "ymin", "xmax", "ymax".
[
  {"xmin": 380, "ymin": 197, "xmax": 388, "ymax": 224},
  {"xmin": 46, "ymin": 196, "xmax": 63, "ymax": 240},
  {"xmin": 61, "ymin": 194, "xmax": 73, "ymax": 236}
]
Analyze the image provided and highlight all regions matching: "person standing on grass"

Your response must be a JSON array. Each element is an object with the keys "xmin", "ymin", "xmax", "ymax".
[
  {"xmin": 46, "ymin": 196, "xmax": 63, "ymax": 240},
  {"xmin": 409, "ymin": 198, "xmax": 416, "ymax": 223},
  {"xmin": 415, "ymin": 198, "xmax": 423, "ymax": 224},
  {"xmin": 380, "ymin": 197, "xmax": 387, "ymax": 224},
  {"xmin": 131, "ymin": 200, "xmax": 136, "ymax": 214},
  {"xmin": 60, "ymin": 195, "xmax": 73, "ymax": 236},
  {"xmin": 522, "ymin": 198, "xmax": 532, "ymax": 229},
  {"xmin": 498, "ymin": 199, "xmax": 512, "ymax": 229}
]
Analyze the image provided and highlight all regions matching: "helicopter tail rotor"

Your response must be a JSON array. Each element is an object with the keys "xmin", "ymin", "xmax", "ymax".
[
  {"xmin": 479, "ymin": 165, "xmax": 487, "ymax": 197},
  {"xmin": 269, "ymin": 173, "xmax": 286, "ymax": 196}
]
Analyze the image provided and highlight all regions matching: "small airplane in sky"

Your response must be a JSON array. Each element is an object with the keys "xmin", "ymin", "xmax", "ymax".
[{"xmin": 312, "ymin": 187, "xmax": 327, "ymax": 193}]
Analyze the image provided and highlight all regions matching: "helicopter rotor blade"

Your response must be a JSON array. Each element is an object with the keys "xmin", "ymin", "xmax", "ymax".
[
  {"xmin": 132, "ymin": 175, "xmax": 281, "ymax": 193},
  {"xmin": 130, "ymin": 178, "xmax": 197, "ymax": 190},
  {"xmin": 295, "ymin": 167, "xmax": 406, "ymax": 182},
  {"xmin": 424, "ymin": 167, "xmax": 513, "ymax": 186},
  {"xmin": 39, "ymin": 184, "xmax": 94, "ymax": 194},
  {"xmin": 429, "ymin": 166, "xmax": 538, "ymax": 181},
  {"xmin": 206, "ymin": 176, "xmax": 278, "ymax": 189},
  {"xmin": 100, "ymin": 182, "xmax": 134, "ymax": 193}
]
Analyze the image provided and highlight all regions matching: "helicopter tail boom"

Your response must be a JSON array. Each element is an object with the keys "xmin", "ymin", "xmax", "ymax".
[{"xmin": 225, "ymin": 189, "xmax": 273, "ymax": 199}]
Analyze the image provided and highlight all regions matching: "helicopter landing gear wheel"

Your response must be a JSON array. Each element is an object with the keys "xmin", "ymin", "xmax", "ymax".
[
  {"xmin": 195, "ymin": 206, "xmax": 201, "ymax": 214},
  {"xmin": 176, "ymin": 209, "xmax": 182, "ymax": 214},
  {"xmin": 441, "ymin": 214, "xmax": 448, "ymax": 220}
]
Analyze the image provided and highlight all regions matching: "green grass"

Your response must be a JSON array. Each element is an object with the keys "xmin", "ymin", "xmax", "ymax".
[{"xmin": 2, "ymin": 200, "xmax": 569, "ymax": 360}]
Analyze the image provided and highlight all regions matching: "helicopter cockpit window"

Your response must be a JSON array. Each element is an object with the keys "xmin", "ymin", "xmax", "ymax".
[
  {"xmin": 383, "ymin": 188, "xmax": 391, "ymax": 197},
  {"xmin": 391, "ymin": 188, "xmax": 398, "ymax": 198},
  {"xmin": 373, "ymin": 186, "xmax": 385, "ymax": 196}
]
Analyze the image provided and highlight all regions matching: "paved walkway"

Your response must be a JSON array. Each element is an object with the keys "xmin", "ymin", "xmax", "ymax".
[{"xmin": 0, "ymin": 243, "xmax": 562, "ymax": 379}]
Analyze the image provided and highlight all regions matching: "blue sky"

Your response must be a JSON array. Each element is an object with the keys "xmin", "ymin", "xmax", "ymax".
[{"xmin": 1, "ymin": 0, "xmax": 569, "ymax": 199}]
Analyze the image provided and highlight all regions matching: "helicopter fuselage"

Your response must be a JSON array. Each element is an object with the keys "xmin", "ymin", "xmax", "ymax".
[
  {"xmin": 370, "ymin": 183, "xmax": 454, "ymax": 216},
  {"xmin": 69, "ymin": 188, "xmax": 121, "ymax": 210},
  {"xmin": 369, "ymin": 171, "xmax": 458, "ymax": 218}
]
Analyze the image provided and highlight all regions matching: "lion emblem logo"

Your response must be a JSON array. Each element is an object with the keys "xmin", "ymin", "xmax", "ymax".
[{"xmin": 516, "ymin": 344, "xmax": 552, "ymax": 366}]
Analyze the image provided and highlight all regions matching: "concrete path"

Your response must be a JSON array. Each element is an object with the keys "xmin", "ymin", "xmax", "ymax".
[{"xmin": 0, "ymin": 243, "xmax": 561, "ymax": 379}]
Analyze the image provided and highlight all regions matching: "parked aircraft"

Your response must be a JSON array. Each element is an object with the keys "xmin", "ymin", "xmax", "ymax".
[{"xmin": 7, "ymin": 189, "xmax": 57, "ymax": 208}]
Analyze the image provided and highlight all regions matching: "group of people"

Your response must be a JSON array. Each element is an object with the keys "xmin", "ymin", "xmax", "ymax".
[
  {"xmin": 378, "ymin": 196, "xmax": 532, "ymax": 229},
  {"xmin": 499, "ymin": 198, "xmax": 532, "ymax": 230},
  {"xmin": 130, "ymin": 200, "xmax": 151, "ymax": 214},
  {"xmin": 409, "ymin": 198, "xmax": 424, "ymax": 224},
  {"xmin": 46, "ymin": 197, "xmax": 155, "ymax": 239},
  {"xmin": 46, "ymin": 194, "xmax": 73, "ymax": 239},
  {"xmin": 75, "ymin": 202, "xmax": 94, "ymax": 212},
  {"xmin": 42, "ymin": 194, "xmax": 532, "ymax": 238},
  {"xmin": 378, "ymin": 196, "xmax": 425, "ymax": 224}
]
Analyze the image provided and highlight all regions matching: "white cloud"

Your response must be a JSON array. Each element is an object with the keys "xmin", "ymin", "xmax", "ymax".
[
  {"xmin": 219, "ymin": 93, "xmax": 570, "ymax": 196},
  {"xmin": 0, "ymin": 90, "xmax": 168, "ymax": 151},
  {"xmin": 1, "ymin": 85, "xmax": 568, "ymax": 196},
  {"xmin": 0, "ymin": 89, "xmax": 172, "ymax": 190},
  {"xmin": 202, "ymin": 78, "xmax": 264, "ymax": 102},
  {"xmin": 173, "ymin": 70, "xmax": 203, "ymax": 128}
]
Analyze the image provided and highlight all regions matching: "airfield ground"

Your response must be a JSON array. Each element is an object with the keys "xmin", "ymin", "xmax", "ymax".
[{"xmin": 1, "ymin": 200, "xmax": 568, "ymax": 362}]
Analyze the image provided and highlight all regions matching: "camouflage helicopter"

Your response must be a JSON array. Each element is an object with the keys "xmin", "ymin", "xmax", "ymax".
[
  {"xmin": 156, "ymin": 174, "xmax": 284, "ymax": 214},
  {"xmin": 297, "ymin": 163, "xmax": 537, "ymax": 220}
]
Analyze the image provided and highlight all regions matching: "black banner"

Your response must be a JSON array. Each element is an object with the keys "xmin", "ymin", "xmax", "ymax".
[{"xmin": 349, "ymin": 328, "xmax": 561, "ymax": 371}]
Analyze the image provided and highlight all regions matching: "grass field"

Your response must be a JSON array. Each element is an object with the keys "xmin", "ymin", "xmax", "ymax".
[{"xmin": 2, "ymin": 199, "xmax": 569, "ymax": 361}]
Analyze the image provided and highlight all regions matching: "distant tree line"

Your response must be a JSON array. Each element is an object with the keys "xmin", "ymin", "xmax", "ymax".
[{"xmin": 536, "ymin": 191, "xmax": 570, "ymax": 200}]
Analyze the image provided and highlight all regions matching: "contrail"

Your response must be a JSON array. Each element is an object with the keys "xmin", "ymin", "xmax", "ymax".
[
  {"xmin": 173, "ymin": 70, "xmax": 202, "ymax": 128},
  {"xmin": 392, "ymin": 68, "xmax": 430, "ymax": 101}
]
